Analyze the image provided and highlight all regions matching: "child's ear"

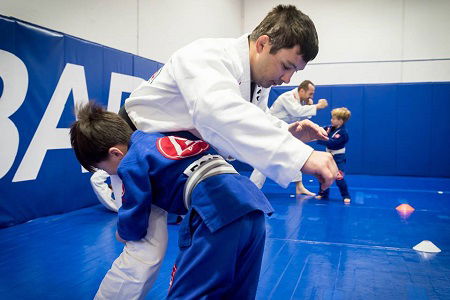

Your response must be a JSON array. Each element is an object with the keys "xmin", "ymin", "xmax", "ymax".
[{"xmin": 109, "ymin": 147, "xmax": 124, "ymax": 158}]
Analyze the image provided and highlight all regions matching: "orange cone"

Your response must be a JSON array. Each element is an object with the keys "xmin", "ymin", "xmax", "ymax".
[{"xmin": 396, "ymin": 204, "xmax": 415, "ymax": 219}]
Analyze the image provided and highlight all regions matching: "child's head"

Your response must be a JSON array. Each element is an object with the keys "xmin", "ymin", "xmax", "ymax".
[
  {"xmin": 331, "ymin": 107, "xmax": 351, "ymax": 127},
  {"xmin": 70, "ymin": 102, "xmax": 133, "ymax": 175}
]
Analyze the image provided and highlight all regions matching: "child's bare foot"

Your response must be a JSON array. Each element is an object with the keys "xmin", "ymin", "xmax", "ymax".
[
  {"xmin": 343, "ymin": 198, "xmax": 351, "ymax": 204},
  {"xmin": 315, "ymin": 195, "xmax": 323, "ymax": 200}
]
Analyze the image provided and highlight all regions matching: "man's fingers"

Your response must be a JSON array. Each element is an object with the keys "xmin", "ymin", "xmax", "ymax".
[
  {"xmin": 317, "ymin": 168, "xmax": 334, "ymax": 191},
  {"xmin": 317, "ymin": 126, "xmax": 329, "ymax": 140},
  {"xmin": 317, "ymin": 153, "xmax": 338, "ymax": 190}
]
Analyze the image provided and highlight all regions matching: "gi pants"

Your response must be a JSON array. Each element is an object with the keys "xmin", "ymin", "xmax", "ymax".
[
  {"xmin": 318, "ymin": 154, "xmax": 350, "ymax": 199},
  {"xmin": 168, "ymin": 209, "xmax": 266, "ymax": 299},
  {"xmin": 94, "ymin": 205, "xmax": 168, "ymax": 300}
]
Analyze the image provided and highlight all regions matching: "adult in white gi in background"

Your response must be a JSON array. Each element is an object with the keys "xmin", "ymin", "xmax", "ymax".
[
  {"xmin": 250, "ymin": 80, "xmax": 328, "ymax": 195},
  {"xmin": 98, "ymin": 5, "xmax": 338, "ymax": 299},
  {"xmin": 90, "ymin": 170, "xmax": 123, "ymax": 212}
]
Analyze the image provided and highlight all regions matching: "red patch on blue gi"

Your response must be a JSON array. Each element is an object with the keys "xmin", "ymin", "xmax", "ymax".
[
  {"xmin": 157, "ymin": 136, "xmax": 210, "ymax": 160},
  {"xmin": 168, "ymin": 264, "xmax": 177, "ymax": 291}
]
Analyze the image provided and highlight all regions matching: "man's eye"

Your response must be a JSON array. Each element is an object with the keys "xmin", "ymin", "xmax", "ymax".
[{"xmin": 282, "ymin": 64, "xmax": 290, "ymax": 70}]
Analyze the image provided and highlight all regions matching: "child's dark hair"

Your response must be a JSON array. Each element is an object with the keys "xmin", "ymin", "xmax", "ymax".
[{"xmin": 70, "ymin": 102, "xmax": 133, "ymax": 172}]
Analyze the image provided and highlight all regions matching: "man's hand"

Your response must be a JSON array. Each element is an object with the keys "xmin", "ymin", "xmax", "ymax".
[
  {"xmin": 316, "ymin": 99, "xmax": 328, "ymax": 109},
  {"xmin": 288, "ymin": 119, "xmax": 328, "ymax": 143},
  {"xmin": 307, "ymin": 98, "xmax": 314, "ymax": 105},
  {"xmin": 301, "ymin": 151, "xmax": 338, "ymax": 191},
  {"xmin": 115, "ymin": 231, "xmax": 126, "ymax": 244}
]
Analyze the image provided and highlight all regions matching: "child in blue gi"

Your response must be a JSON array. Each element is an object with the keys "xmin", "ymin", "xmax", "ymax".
[
  {"xmin": 70, "ymin": 102, "xmax": 273, "ymax": 299},
  {"xmin": 316, "ymin": 107, "xmax": 351, "ymax": 202}
]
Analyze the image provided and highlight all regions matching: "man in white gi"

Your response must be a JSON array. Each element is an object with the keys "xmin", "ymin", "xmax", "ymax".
[
  {"xmin": 250, "ymin": 80, "xmax": 328, "ymax": 195},
  {"xmin": 97, "ymin": 4, "xmax": 339, "ymax": 299}
]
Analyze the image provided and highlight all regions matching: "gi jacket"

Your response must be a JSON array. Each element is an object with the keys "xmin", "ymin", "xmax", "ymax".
[
  {"xmin": 117, "ymin": 131, "xmax": 273, "ymax": 241},
  {"xmin": 125, "ymin": 35, "xmax": 313, "ymax": 188}
]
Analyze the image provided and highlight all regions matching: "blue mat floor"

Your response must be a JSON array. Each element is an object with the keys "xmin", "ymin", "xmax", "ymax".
[{"xmin": 0, "ymin": 174, "xmax": 449, "ymax": 299}]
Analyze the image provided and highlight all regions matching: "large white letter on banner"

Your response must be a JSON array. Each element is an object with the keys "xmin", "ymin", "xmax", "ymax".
[
  {"xmin": 107, "ymin": 72, "xmax": 144, "ymax": 113},
  {"xmin": 0, "ymin": 50, "xmax": 28, "ymax": 179},
  {"xmin": 13, "ymin": 63, "xmax": 88, "ymax": 182}
]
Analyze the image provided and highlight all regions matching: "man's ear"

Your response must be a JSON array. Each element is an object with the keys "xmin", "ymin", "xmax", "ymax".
[{"xmin": 255, "ymin": 35, "xmax": 271, "ymax": 53}]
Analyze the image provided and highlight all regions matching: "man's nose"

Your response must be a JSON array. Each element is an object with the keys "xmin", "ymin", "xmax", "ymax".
[{"xmin": 281, "ymin": 70, "xmax": 295, "ymax": 84}]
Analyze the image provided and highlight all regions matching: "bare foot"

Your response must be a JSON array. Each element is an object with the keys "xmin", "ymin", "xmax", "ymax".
[
  {"xmin": 343, "ymin": 198, "xmax": 351, "ymax": 203},
  {"xmin": 296, "ymin": 188, "xmax": 316, "ymax": 196},
  {"xmin": 315, "ymin": 195, "xmax": 323, "ymax": 200}
]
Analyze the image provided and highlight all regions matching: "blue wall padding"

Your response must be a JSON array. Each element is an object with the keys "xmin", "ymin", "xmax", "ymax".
[
  {"xmin": 0, "ymin": 16, "xmax": 162, "ymax": 228},
  {"xmin": 1, "ymin": 15, "xmax": 449, "ymax": 228},
  {"xmin": 430, "ymin": 84, "xmax": 450, "ymax": 177},
  {"xmin": 396, "ymin": 84, "xmax": 433, "ymax": 176},
  {"xmin": 363, "ymin": 85, "xmax": 397, "ymax": 175},
  {"xmin": 269, "ymin": 82, "xmax": 450, "ymax": 178}
]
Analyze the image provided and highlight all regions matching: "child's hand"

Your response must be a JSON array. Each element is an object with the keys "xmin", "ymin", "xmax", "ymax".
[{"xmin": 115, "ymin": 231, "xmax": 126, "ymax": 244}]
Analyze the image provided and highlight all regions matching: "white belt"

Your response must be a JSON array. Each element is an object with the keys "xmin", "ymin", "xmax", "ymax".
[
  {"xmin": 183, "ymin": 154, "xmax": 238, "ymax": 210},
  {"xmin": 326, "ymin": 148, "xmax": 345, "ymax": 155}
]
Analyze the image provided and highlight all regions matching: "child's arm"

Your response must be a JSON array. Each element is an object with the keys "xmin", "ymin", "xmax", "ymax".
[
  {"xmin": 116, "ymin": 160, "xmax": 153, "ymax": 241},
  {"xmin": 319, "ymin": 128, "xmax": 349, "ymax": 149}
]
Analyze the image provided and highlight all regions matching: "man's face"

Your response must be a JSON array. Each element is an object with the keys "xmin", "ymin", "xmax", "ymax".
[
  {"xmin": 251, "ymin": 38, "xmax": 307, "ymax": 88},
  {"xmin": 299, "ymin": 84, "xmax": 315, "ymax": 101}
]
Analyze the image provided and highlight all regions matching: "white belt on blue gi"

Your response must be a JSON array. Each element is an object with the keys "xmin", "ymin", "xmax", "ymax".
[
  {"xmin": 183, "ymin": 154, "xmax": 238, "ymax": 210},
  {"xmin": 326, "ymin": 147, "xmax": 345, "ymax": 155}
]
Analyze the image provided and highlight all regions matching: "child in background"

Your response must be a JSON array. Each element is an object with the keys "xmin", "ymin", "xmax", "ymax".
[
  {"xmin": 70, "ymin": 102, "xmax": 273, "ymax": 299},
  {"xmin": 316, "ymin": 107, "xmax": 351, "ymax": 203}
]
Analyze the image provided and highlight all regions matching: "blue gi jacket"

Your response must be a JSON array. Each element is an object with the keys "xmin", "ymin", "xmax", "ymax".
[
  {"xmin": 117, "ymin": 130, "xmax": 273, "ymax": 241},
  {"xmin": 317, "ymin": 125, "xmax": 349, "ymax": 150}
]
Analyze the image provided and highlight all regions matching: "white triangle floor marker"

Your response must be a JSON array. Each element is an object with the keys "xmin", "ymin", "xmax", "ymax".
[{"xmin": 413, "ymin": 240, "xmax": 441, "ymax": 253}]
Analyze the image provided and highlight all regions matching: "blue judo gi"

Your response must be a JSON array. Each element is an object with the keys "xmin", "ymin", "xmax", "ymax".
[
  {"xmin": 117, "ymin": 130, "xmax": 273, "ymax": 299},
  {"xmin": 317, "ymin": 125, "xmax": 351, "ymax": 199}
]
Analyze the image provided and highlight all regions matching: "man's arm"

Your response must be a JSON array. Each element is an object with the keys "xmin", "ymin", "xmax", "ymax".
[
  {"xmin": 277, "ymin": 95, "xmax": 318, "ymax": 118},
  {"xmin": 171, "ymin": 45, "xmax": 337, "ymax": 188}
]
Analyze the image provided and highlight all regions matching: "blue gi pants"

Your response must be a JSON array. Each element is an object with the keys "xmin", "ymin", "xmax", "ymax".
[
  {"xmin": 167, "ymin": 209, "xmax": 266, "ymax": 299},
  {"xmin": 318, "ymin": 153, "xmax": 350, "ymax": 199}
]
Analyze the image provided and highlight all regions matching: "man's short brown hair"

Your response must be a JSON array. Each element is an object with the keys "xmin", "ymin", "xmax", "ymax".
[
  {"xmin": 298, "ymin": 80, "xmax": 314, "ymax": 92},
  {"xmin": 70, "ymin": 102, "xmax": 133, "ymax": 172},
  {"xmin": 250, "ymin": 5, "xmax": 319, "ymax": 62}
]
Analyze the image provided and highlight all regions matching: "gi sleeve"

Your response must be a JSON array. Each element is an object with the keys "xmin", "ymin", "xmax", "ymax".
[
  {"xmin": 170, "ymin": 47, "xmax": 313, "ymax": 187},
  {"xmin": 116, "ymin": 160, "xmax": 152, "ymax": 241},
  {"xmin": 276, "ymin": 96, "xmax": 317, "ymax": 119},
  {"xmin": 318, "ymin": 128, "xmax": 349, "ymax": 149}
]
